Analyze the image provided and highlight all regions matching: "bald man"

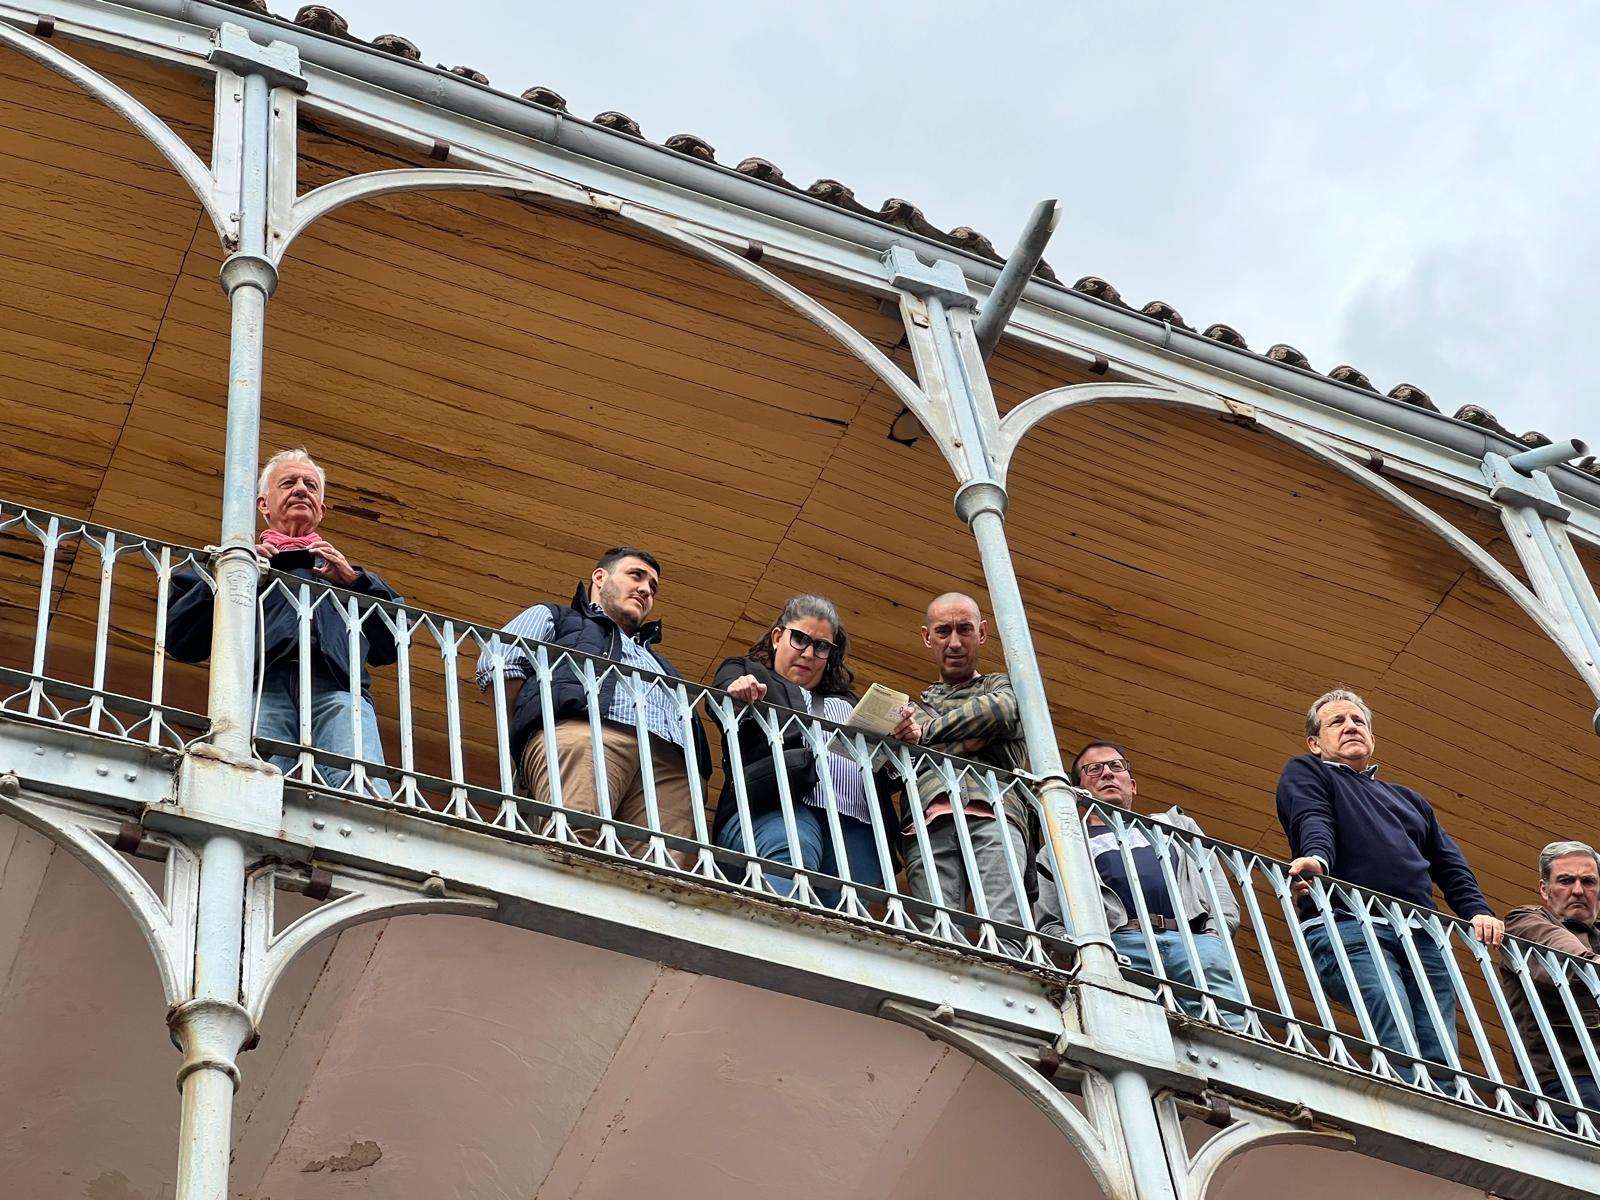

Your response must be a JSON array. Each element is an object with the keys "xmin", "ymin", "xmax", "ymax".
[{"xmin": 902, "ymin": 593, "xmax": 1033, "ymax": 951}]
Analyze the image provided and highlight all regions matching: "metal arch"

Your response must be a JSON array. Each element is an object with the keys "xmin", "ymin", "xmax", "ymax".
[
  {"xmin": 991, "ymin": 380, "xmax": 1600, "ymax": 704},
  {"xmin": 268, "ymin": 158, "xmax": 938, "ymax": 446},
  {"xmin": 993, "ymin": 381, "xmax": 1188, "ymax": 487},
  {"xmin": 242, "ymin": 863, "xmax": 497, "ymax": 1023},
  {"xmin": 880, "ymin": 1000, "xmax": 1136, "ymax": 1199},
  {"xmin": 274, "ymin": 166, "xmax": 599, "ymax": 265},
  {"xmin": 1154, "ymin": 1093, "xmax": 1354, "ymax": 1200},
  {"xmin": 0, "ymin": 19, "xmax": 231, "ymax": 244},
  {"xmin": 0, "ymin": 784, "xmax": 196, "ymax": 1006}
]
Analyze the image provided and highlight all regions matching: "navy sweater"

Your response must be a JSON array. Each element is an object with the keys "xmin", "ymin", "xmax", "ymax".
[{"xmin": 1275, "ymin": 754, "xmax": 1491, "ymax": 919}]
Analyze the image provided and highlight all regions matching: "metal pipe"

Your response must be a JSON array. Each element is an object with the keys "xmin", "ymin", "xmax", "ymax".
[
  {"xmin": 974, "ymin": 198, "xmax": 1060, "ymax": 360},
  {"xmin": 1110, "ymin": 1068, "xmax": 1180, "ymax": 1200},
  {"xmin": 115, "ymin": 0, "xmax": 1600, "ymax": 512},
  {"xmin": 1508, "ymin": 438, "xmax": 1590, "ymax": 475}
]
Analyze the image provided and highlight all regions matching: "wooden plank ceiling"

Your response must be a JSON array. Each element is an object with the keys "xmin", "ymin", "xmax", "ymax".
[{"xmin": 1, "ymin": 49, "xmax": 1596, "ymax": 936}]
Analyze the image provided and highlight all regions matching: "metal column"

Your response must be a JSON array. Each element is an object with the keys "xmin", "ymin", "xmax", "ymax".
[
  {"xmin": 165, "ymin": 25, "xmax": 303, "ymax": 1200},
  {"xmin": 888, "ymin": 247, "xmax": 1180, "ymax": 1199}
]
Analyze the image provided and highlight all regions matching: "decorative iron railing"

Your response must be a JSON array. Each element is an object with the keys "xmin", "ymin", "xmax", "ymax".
[{"xmin": 1, "ymin": 498, "xmax": 1595, "ymax": 1143}]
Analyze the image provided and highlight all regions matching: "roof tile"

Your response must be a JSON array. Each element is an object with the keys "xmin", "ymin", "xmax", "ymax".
[
  {"xmin": 447, "ymin": 66, "xmax": 491, "ymax": 85},
  {"xmin": 1202, "ymin": 323, "xmax": 1249, "ymax": 350},
  {"xmin": 593, "ymin": 111, "xmax": 643, "ymax": 138},
  {"xmin": 1327, "ymin": 365, "xmax": 1377, "ymax": 393},
  {"xmin": 1387, "ymin": 383, "xmax": 1437, "ymax": 412},
  {"xmin": 664, "ymin": 134, "xmax": 716, "ymax": 162},
  {"xmin": 1266, "ymin": 343, "xmax": 1311, "ymax": 370},
  {"xmin": 736, "ymin": 158, "xmax": 799, "ymax": 191},
  {"xmin": 1141, "ymin": 301, "xmax": 1192, "ymax": 332},
  {"xmin": 520, "ymin": 86, "xmax": 567, "ymax": 112},
  {"xmin": 369, "ymin": 34, "xmax": 420, "ymax": 61},
  {"xmin": 1074, "ymin": 276, "xmax": 1129, "ymax": 308},
  {"xmin": 806, "ymin": 180, "xmax": 878, "ymax": 219},
  {"xmin": 293, "ymin": 5, "xmax": 348, "ymax": 36}
]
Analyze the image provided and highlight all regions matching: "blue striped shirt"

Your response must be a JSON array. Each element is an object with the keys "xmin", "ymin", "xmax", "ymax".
[
  {"xmin": 798, "ymin": 692, "xmax": 871, "ymax": 823},
  {"xmin": 475, "ymin": 602, "xmax": 688, "ymax": 750}
]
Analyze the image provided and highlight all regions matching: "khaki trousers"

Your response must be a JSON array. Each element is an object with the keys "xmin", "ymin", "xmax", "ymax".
[{"xmin": 521, "ymin": 718, "xmax": 698, "ymax": 865}]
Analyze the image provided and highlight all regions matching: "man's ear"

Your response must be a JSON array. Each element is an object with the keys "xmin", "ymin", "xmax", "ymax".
[
  {"xmin": 976, "ymin": 619, "xmax": 989, "ymax": 645},
  {"xmin": 256, "ymin": 492, "xmax": 268, "ymax": 520},
  {"xmin": 920, "ymin": 625, "xmax": 933, "ymax": 649}
]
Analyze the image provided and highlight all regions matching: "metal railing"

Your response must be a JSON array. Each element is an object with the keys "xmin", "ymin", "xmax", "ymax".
[
  {"xmin": 3, "ymin": 497, "xmax": 1596, "ymax": 1144},
  {"xmin": 1059, "ymin": 802, "xmax": 1600, "ymax": 1141},
  {"xmin": 0, "ymin": 502, "xmax": 210, "ymax": 748}
]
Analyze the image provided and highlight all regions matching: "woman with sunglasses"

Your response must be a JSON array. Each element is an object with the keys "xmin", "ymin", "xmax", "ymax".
[{"xmin": 712, "ymin": 594, "xmax": 903, "ymax": 904}]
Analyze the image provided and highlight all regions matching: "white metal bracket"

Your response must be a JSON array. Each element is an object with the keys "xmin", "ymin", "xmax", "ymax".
[
  {"xmin": 1155, "ymin": 1090, "xmax": 1354, "ymax": 1200},
  {"xmin": 1484, "ymin": 453, "xmax": 1570, "ymax": 521}
]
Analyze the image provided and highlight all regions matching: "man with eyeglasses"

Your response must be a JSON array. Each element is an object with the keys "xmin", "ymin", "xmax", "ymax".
[
  {"xmin": 1277, "ymin": 688, "xmax": 1502, "ymax": 1071},
  {"xmin": 1035, "ymin": 741, "xmax": 1247, "ymax": 1029},
  {"xmin": 900, "ymin": 592, "xmax": 1033, "ymax": 952},
  {"xmin": 1501, "ymin": 840, "xmax": 1600, "ymax": 1114},
  {"xmin": 476, "ymin": 547, "xmax": 711, "ymax": 863}
]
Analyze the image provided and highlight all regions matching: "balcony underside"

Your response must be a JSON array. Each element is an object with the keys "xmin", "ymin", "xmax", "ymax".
[{"xmin": 0, "ymin": 805, "xmax": 1530, "ymax": 1200}]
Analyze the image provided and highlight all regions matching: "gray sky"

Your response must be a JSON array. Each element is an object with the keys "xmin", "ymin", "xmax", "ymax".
[{"xmin": 320, "ymin": 0, "xmax": 1599, "ymax": 440}]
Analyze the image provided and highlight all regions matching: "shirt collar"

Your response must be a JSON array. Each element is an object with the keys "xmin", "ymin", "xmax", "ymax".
[{"xmin": 1323, "ymin": 757, "xmax": 1379, "ymax": 778}]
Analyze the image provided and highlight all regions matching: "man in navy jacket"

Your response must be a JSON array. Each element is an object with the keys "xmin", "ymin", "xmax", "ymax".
[
  {"xmin": 167, "ymin": 449, "xmax": 401, "ymax": 794},
  {"xmin": 1276, "ymin": 688, "xmax": 1503, "ymax": 1071}
]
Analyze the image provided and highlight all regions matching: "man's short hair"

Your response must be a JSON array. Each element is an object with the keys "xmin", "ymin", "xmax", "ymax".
[
  {"xmin": 257, "ymin": 448, "xmax": 326, "ymax": 499},
  {"xmin": 1539, "ymin": 840, "xmax": 1599, "ymax": 881},
  {"xmin": 1070, "ymin": 739, "xmax": 1131, "ymax": 786},
  {"xmin": 1304, "ymin": 688, "xmax": 1372, "ymax": 738},
  {"xmin": 595, "ymin": 546, "xmax": 662, "ymax": 578}
]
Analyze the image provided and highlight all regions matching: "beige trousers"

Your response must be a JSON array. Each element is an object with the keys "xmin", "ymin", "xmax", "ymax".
[{"xmin": 521, "ymin": 718, "xmax": 698, "ymax": 865}]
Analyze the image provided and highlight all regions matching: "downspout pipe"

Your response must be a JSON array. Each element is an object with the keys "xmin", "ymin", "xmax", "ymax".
[{"xmin": 113, "ymin": 1, "xmax": 1600, "ymax": 513}]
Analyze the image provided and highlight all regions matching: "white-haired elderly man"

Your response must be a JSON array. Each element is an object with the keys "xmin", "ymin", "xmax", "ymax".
[
  {"xmin": 1502, "ymin": 840, "xmax": 1600, "ymax": 1114},
  {"xmin": 167, "ymin": 448, "xmax": 402, "ymax": 793},
  {"xmin": 1277, "ymin": 687, "xmax": 1502, "ymax": 1071}
]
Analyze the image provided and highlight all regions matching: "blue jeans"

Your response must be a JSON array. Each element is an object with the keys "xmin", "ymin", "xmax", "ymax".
[
  {"xmin": 1114, "ymin": 929, "xmax": 1249, "ymax": 1031},
  {"xmin": 717, "ymin": 804, "xmax": 884, "ymax": 907},
  {"xmin": 257, "ymin": 663, "xmax": 389, "ymax": 797},
  {"xmin": 1305, "ymin": 917, "xmax": 1457, "ymax": 1064},
  {"xmin": 1539, "ymin": 1074, "xmax": 1600, "ymax": 1131}
]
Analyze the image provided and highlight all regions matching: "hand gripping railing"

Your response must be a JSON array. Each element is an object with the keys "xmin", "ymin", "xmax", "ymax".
[
  {"xmin": 0, "ymin": 501, "xmax": 211, "ymax": 748},
  {"xmin": 1064, "ymin": 803, "xmax": 1600, "ymax": 1141}
]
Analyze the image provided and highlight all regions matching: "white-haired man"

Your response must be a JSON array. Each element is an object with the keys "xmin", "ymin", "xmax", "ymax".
[
  {"xmin": 1277, "ymin": 688, "xmax": 1502, "ymax": 1069},
  {"xmin": 167, "ymin": 449, "xmax": 402, "ymax": 792}
]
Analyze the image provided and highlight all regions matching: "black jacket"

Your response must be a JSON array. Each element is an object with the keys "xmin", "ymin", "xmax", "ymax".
[
  {"xmin": 710, "ymin": 655, "xmax": 899, "ymax": 857},
  {"xmin": 165, "ymin": 558, "xmax": 401, "ymax": 698},
  {"xmin": 508, "ymin": 584, "xmax": 712, "ymax": 776}
]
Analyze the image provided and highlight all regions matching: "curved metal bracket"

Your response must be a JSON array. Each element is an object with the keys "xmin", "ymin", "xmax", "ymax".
[
  {"xmin": 994, "ymin": 380, "xmax": 1188, "ymax": 487},
  {"xmin": 0, "ymin": 20, "xmax": 232, "ymax": 245},
  {"xmin": 990, "ymin": 377, "xmax": 1600, "ymax": 707},
  {"xmin": 276, "ymin": 166, "xmax": 597, "ymax": 265},
  {"xmin": 0, "ymin": 782, "xmax": 196, "ymax": 1006},
  {"xmin": 1156, "ymin": 1092, "xmax": 1354, "ymax": 1199},
  {"xmin": 242, "ymin": 863, "xmax": 498, "ymax": 1023},
  {"xmin": 270, "ymin": 161, "xmax": 937, "ymax": 449},
  {"xmin": 879, "ymin": 999, "xmax": 1136, "ymax": 1199}
]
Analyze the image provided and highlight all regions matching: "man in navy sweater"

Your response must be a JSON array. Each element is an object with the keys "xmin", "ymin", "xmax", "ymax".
[{"xmin": 1276, "ymin": 689, "xmax": 1503, "ymax": 1071}]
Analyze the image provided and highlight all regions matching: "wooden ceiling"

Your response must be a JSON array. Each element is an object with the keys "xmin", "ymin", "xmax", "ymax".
[{"xmin": 1, "ymin": 46, "xmax": 1597, "ymax": 929}]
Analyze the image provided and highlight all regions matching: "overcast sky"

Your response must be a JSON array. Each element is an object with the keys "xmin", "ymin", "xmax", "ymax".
[{"xmin": 318, "ymin": 1, "xmax": 1598, "ymax": 441}]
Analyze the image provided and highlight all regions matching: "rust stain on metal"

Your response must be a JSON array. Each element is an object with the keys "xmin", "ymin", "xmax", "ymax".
[{"xmin": 301, "ymin": 1139, "xmax": 383, "ymax": 1173}]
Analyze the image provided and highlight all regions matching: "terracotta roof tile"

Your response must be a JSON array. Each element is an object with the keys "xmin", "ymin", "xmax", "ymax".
[
  {"xmin": 735, "ymin": 158, "xmax": 799, "ymax": 191},
  {"xmin": 520, "ymin": 86, "xmax": 567, "ymax": 112},
  {"xmin": 1202, "ymin": 324, "xmax": 1249, "ymax": 350},
  {"xmin": 1141, "ymin": 301, "xmax": 1192, "ymax": 332},
  {"xmin": 369, "ymin": 33, "xmax": 420, "ymax": 61},
  {"xmin": 593, "ymin": 111, "xmax": 643, "ymax": 138},
  {"xmin": 1387, "ymin": 383, "xmax": 1437, "ymax": 412},
  {"xmin": 225, "ymin": 2, "xmax": 1572, "ymax": 449},
  {"xmin": 1266, "ymin": 344, "xmax": 1312, "ymax": 371},
  {"xmin": 293, "ymin": 5, "xmax": 347, "ymax": 37},
  {"xmin": 1327, "ymin": 365, "xmax": 1376, "ymax": 393},
  {"xmin": 1074, "ymin": 276, "xmax": 1129, "ymax": 309},
  {"xmin": 664, "ymin": 134, "xmax": 716, "ymax": 162}
]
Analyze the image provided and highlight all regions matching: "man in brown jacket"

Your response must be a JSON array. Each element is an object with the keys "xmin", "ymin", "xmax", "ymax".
[{"xmin": 1501, "ymin": 839, "xmax": 1600, "ymax": 1113}]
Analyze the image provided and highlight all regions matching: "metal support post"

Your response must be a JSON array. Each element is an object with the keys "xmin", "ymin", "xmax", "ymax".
[
  {"xmin": 169, "ymin": 833, "xmax": 254, "ymax": 1200},
  {"xmin": 1110, "ymin": 1070, "xmax": 1181, "ymax": 1200}
]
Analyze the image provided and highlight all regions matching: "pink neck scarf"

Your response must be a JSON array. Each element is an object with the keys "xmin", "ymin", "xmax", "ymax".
[{"xmin": 260, "ymin": 528, "xmax": 321, "ymax": 552}]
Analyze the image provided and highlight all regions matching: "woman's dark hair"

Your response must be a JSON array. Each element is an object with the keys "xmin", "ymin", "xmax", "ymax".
[{"xmin": 745, "ymin": 594, "xmax": 856, "ymax": 695}]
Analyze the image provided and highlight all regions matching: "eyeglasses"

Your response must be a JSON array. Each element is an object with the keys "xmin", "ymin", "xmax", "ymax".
[
  {"xmin": 1077, "ymin": 758, "xmax": 1129, "ymax": 780},
  {"xmin": 782, "ymin": 626, "xmax": 836, "ymax": 659}
]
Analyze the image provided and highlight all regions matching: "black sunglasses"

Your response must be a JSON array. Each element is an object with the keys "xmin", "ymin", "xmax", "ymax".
[{"xmin": 781, "ymin": 626, "xmax": 836, "ymax": 659}]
